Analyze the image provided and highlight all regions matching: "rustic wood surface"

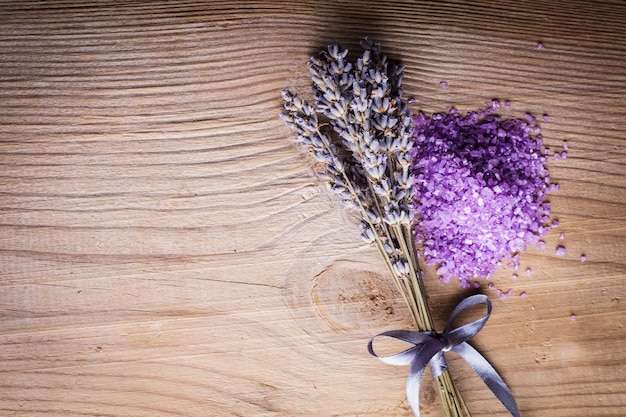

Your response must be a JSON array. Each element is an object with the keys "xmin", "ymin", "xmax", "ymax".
[{"xmin": 1, "ymin": 1, "xmax": 625, "ymax": 416}]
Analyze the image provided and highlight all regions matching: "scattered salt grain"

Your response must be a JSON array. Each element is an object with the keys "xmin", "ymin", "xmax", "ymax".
[
  {"xmin": 505, "ymin": 100, "xmax": 511, "ymax": 108},
  {"xmin": 525, "ymin": 268, "xmax": 532, "ymax": 276},
  {"xmin": 580, "ymin": 254, "xmax": 587, "ymax": 262},
  {"xmin": 439, "ymin": 81, "xmax": 448, "ymax": 89},
  {"xmin": 519, "ymin": 292, "xmax": 527, "ymax": 298},
  {"xmin": 536, "ymin": 240, "xmax": 547, "ymax": 250},
  {"xmin": 559, "ymin": 232, "xmax": 565, "ymax": 240},
  {"xmin": 507, "ymin": 253, "xmax": 520, "ymax": 271},
  {"xmin": 530, "ymin": 305, "xmax": 536, "ymax": 310},
  {"xmin": 562, "ymin": 140, "xmax": 568, "ymax": 150},
  {"xmin": 570, "ymin": 314, "xmax": 577, "ymax": 321},
  {"xmin": 542, "ymin": 114, "xmax": 549, "ymax": 122},
  {"xmin": 551, "ymin": 219, "xmax": 559, "ymax": 228},
  {"xmin": 498, "ymin": 288, "xmax": 513, "ymax": 299},
  {"xmin": 556, "ymin": 246, "xmax": 566, "ymax": 256},
  {"xmin": 512, "ymin": 273, "xmax": 519, "ymax": 280},
  {"xmin": 537, "ymin": 41, "xmax": 544, "ymax": 49}
]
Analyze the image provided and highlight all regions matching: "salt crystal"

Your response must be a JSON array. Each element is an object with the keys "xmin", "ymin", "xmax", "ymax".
[
  {"xmin": 512, "ymin": 273, "xmax": 518, "ymax": 280},
  {"xmin": 439, "ymin": 81, "xmax": 448, "ymax": 89},
  {"xmin": 525, "ymin": 268, "xmax": 532, "ymax": 276},
  {"xmin": 542, "ymin": 114, "xmax": 549, "ymax": 122},
  {"xmin": 505, "ymin": 100, "xmax": 511, "ymax": 108},
  {"xmin": 562, "ymin": 140, "xmax": 568, "ymax": 150},
  {"xmin": 519, "ymin": 292, "xmax": 527, "ymax": 298},
  {"xmin": 556, "ymin": 246, "xmax": 566, "ymax": 256},
  {"xmin": 559, "ymin": 232, "xmax": 565, "ymax": 240},
  {"xmin": 580, "ymin": 254, "xmax": 587, "ymax": 262},
  {"xmin": 551, "ymin": 219, "xmax": 559, "ymax": 228},
  {"xmin": 498, "ymin": 288, "xmax": 512, "ymax": 299},
  {"xmin": 536, "ymin": 240, "xmax": 547, "ymax": 250},
  {"xmin": 537, "ymin": 41, "xmax": 544, "ymax": 49},
  {"xmin": 570, "ymin": 314, "xmax": 577, "ymax": 321}
]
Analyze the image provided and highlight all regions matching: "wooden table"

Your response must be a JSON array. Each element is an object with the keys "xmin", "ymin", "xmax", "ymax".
[{"xmin": 1, "ymin": 1, "xmax": 625, "ymax": 416}]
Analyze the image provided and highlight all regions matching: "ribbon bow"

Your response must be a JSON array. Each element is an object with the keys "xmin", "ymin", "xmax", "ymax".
[{"xmin": 368, "ymin": 294, "xmax": 520, "ymax": 417}]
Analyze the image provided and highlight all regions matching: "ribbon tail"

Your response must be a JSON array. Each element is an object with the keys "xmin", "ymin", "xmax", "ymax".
[
  {"xmin": 406, "ymin": 342, "xmax": 442, "ymax": 417},
  {"xmin": 406, "ymin": 358, "xmax": 426, "ymax": 417},
  {"xmin": 453, "ymin": 342, "xmax": 521, "ymax": 417},
  {"xmin": 368, "ymin": 331, "xmax": 443, "ymax": 417}
]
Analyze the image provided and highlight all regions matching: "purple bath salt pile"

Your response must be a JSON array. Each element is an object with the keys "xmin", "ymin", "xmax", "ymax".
[{"xmin": 411, "ymin": 101, "xmax": 552, "ymax": 287}]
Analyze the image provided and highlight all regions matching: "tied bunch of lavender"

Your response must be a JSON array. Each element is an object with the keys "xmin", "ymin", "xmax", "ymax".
[{"xmin": 281, "ymin": 39, "xmax": 470, "ymax": 417}]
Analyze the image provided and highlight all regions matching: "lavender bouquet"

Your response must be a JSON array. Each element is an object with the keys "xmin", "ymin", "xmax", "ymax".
[{"xmin": 281, "ymin": 39, "xmax": 520, "ymax": 417}]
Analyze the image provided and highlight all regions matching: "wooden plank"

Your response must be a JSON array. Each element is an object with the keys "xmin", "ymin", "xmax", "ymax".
[{"xmin": 1, "ymin": 1, "xmax": 625, "ymax": 416}]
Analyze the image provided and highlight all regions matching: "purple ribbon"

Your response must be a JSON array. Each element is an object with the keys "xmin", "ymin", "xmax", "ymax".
[{"xmin": 368, "ymin": 294, "xmax": 520, "ymax": 417}]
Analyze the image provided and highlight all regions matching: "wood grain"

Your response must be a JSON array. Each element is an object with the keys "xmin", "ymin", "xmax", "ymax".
[{"xmin": 1, "ymin": 1, "xmax": 625, "ymax": 416}]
